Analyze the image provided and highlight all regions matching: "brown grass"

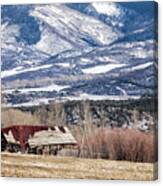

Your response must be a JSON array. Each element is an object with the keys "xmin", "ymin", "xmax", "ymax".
[{"xmin": 1, "ymin": 152, "xmax": 157, "ymax": 180}]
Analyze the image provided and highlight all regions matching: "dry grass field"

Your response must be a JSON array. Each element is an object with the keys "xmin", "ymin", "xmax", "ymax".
[{"xmin": 1, "ymin": 152, "xmax": 157, "ymax": 180}]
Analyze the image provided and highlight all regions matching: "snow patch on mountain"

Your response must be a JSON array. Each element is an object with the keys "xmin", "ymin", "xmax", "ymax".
[
  {"xmin": 1, "ymin": 23, "xmax": 20, "ymax": 50},
  {"xmin": 1, "ymin": 66, "xmax": 24, "ymax": 78},
  {"xmin": 126, "ymin": 62, "xmax": 153, "ymax": 72},
  {"xmin": 30, "ymin": 4, "xmax": 121, "ymax": 47},
  {"xmin": 56, "ymin": 63, "xmax": 71, "ymax": 68},
  {"xmin": 92, "ymin": 2, "xmax": 121, "ymax": 17},
  {"xmin": 33, "ymin": 24, "xmax": 73, "ymax": 55},
  {"xmin": 1, "ymin": 64, "xmax": 53, "ymax": 79},
  {"xmin": 82, "ymin": 63, "xmax": 126, "ymax": 74},
  {"xmin": 116, "ymin": 86, "xmax": 128, "ymax": 96},
  {"xmin": 4, "ymin": 84, "xmax": 70, "ymax": 94},
  {"xmin": 62, "ymin": 93, "xmax": 140, "ymax": 101}
]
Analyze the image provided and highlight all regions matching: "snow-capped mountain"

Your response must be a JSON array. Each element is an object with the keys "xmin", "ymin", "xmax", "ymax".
[{"xmin": 1, "ymin": 2, "xmax": 158, "ymax": 106}]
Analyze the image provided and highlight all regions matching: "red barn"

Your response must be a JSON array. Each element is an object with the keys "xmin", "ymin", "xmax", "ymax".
[{"xmin": 1, "ymin": 125, "xmax": 77, "ymax": 154}]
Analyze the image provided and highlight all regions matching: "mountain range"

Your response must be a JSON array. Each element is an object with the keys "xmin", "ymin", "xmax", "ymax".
[{"xmin": 1, "ymin": 2, "xmax": 158, "ymax": 107}]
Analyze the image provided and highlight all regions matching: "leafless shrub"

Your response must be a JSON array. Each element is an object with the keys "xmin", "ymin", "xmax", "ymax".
[
  {"xmin": 77, "ymin": 128, "xmax": 157, "ymax": 163},
  {"xmin": 35, "ymin": 102, "xmax": 66, "ymax": 126},
  {"xmin": 1, "ymin": 109, "xmax": 40, "ymax": 128}
]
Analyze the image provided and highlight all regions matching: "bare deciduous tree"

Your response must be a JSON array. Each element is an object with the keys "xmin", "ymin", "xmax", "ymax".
[{"xmin": 47, "ymin": 101, "xmax": 66, "ymax": 126}]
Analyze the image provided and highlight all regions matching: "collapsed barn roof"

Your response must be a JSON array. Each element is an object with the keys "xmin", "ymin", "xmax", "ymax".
[
  {"xmin": 2, "ymin": 125, "xmax": 77, "ymax": 152},
  {"xmin": 28, "ymin": 126, "xmax": 77, "ymax": 147}
]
